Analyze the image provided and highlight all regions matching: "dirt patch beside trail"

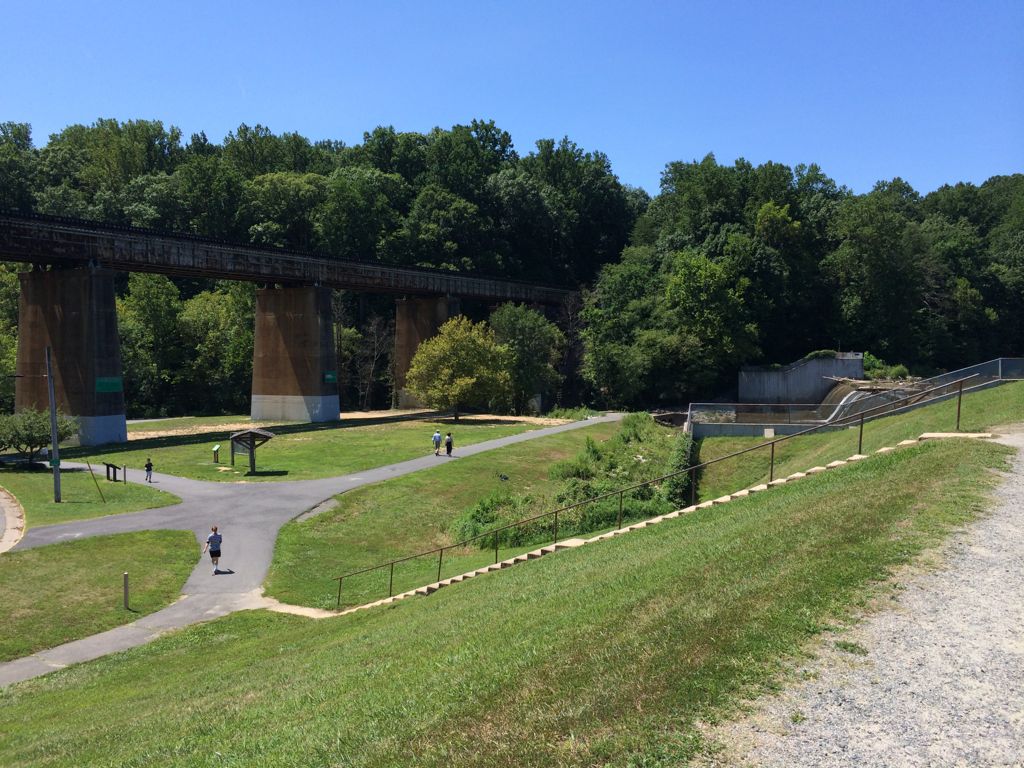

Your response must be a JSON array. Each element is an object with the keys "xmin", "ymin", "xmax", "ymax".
[{"xmin": 128, "ymin": 411, "xmax": 573, "ymax": 440}]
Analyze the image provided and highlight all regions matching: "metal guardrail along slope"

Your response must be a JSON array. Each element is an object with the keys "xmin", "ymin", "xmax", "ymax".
[
  {"xmin": 688, "ymin": 357, "xmax": 1024, "ymax": 433},
  {"xmin": 334, "ymin": 372, "xmax": 997, "ymax": 608}
]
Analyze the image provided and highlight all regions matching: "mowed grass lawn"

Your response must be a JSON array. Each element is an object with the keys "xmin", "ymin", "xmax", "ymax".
[
  {"xmin": 0, "ymin": 467, "xmax": 180, "ymax": 528},
  {"xmin": 0, "ymin": 438, "xmax": 1010, "ymax": 767},
  {"xmin": 0, "ymin": 531, "xmax": 196, "ymax": 662},
  {"xmin": 695, "ymin": 379, "xmax": 1024, "ymax": 502},
  {"xmin": 267, "ymin": 420, "xmax": 622, "ymax": 609},
  {"xmin": 70, "ymin": 417, "xmax": 547, "ymax": 482}
]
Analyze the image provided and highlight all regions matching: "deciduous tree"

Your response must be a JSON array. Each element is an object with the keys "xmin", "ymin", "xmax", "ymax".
[{"xmin": 405, "ymin": 317, "xmax": 511, "ymax": 419}]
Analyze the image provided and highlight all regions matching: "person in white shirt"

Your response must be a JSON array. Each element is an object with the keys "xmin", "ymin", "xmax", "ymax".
[{"xmin": 202, "ymin": 525, "xmax": 223, "ymax": 575}]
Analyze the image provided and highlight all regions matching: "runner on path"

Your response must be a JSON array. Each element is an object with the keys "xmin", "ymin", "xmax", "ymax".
[{"xmin": 202, "ymin": 525, "xmax": 223, "ymax": 575}]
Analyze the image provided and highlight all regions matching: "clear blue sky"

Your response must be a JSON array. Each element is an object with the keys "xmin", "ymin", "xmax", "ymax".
[{"xmin": 2, "ymin": 0, "xmax": 1021, "ymax": 195}]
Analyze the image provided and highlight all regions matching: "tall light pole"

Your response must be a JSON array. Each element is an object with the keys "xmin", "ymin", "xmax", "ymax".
[{"xmin": 45, "ymin": 346, "xmax": 61, "ymax": 503}]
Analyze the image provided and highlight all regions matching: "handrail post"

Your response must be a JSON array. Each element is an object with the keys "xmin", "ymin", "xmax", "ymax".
[
  {"xmin": 689, "ymin": 467, "xmax": 696, "ymax": 506},
  {"xmin": 336, "ymin": 578, "xmax": 343, "ymax": 611},
  {"xmin": 617, "ymin": 491, "xmax": 623, "ymax": 529},
  {"xmin": 388, "ymin": 562, "xmax": 394, "ymax": 597},
  {"xmin": 956, "ymin": 380, "xmax": 964, "ymax": 431},
  {"xmin": 553, "ymin": 510, "xmax": 559, "ymax": 544},
  {"xmin": 769, "ymin": 441, "xmax": 775, "ymax": 482},
  {"xmin": 437, "ymin": 548, "xmax": 444, "ymax": 582},
  {"xmin": 494, "ymin": 532, "xmax": 499, "ymax": 564},
  {"xmin": 858, "ymin": 413, "xmax": 865, "ymax": 454}
]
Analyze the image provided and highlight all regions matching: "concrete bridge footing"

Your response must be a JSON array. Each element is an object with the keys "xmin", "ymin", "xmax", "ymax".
[
  {"xmin": 394, "ymin": 296, "xmax": 460, "ymax": 408},
  {"xmin": 251, "ymin": 286, "xmax": 339, "ymax": 422},
  {"xmin": 15, "ymin": 267, "xmax": 128, "ymax": 446}
]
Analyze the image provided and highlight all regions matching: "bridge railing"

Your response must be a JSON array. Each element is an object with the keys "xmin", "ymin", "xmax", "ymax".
[
  {"xmin": 334, "ymin": 372, "xmax": 993, "ymax": 609},
  {"xmin": 0, "ymin": 210, "xmax": 572, "ymax": 301}
]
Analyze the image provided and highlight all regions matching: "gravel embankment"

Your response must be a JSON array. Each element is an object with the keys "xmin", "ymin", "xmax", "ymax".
[{"xmin": 703, "ymin": 428, "xmax": 1024, "ymax": 767}]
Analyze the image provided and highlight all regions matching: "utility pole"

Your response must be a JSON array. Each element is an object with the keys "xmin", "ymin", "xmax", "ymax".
[{"xmin": 45, "ymin": 346, "xmax": 61, "ymax": 503}]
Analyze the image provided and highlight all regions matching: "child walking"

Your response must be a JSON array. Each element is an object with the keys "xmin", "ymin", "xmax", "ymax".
[{"xmin": 202, "ymin": 525, "xmax": 223, "ymax": 575}]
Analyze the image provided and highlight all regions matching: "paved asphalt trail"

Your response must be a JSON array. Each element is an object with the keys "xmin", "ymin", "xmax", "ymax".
[{"xmin": 0, "ymin": 415, "xmax": 620, "ymax": 686}]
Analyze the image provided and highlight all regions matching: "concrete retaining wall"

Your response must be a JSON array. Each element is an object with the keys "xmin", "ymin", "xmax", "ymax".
[{"xmin": 738, "ymin": 353, "xmax": 864, "ymax": 404}]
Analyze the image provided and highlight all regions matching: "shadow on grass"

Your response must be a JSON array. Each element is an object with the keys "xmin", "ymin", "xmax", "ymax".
[
  {"xmin": 0, "ymin": 463, "xmax": 91, "ymax": 473},
  {"xmin": 245, "ymin": 470, "xmax": 288, "ymax": 477},
  {"xmin": 70, "ymin": 411, "xmax": 536, "ymax": 458}
]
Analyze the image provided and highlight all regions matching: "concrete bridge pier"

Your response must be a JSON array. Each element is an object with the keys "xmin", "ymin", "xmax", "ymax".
[
  {"xmin": 15, "ymin": 266, "xmax": 128, "ymax": 446},
  {"xmin": 251, "ymin": 286, "xmax": 339, "ymax": 422},
  {"xmin": 394, "ymin": 296, "xmax": 460, "ymax": 408}
]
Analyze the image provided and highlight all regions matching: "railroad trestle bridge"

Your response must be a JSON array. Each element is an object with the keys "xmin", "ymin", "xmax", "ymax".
[{"xmin": 0, "ymin": 212, "xmax": 570, "ymax": 444}]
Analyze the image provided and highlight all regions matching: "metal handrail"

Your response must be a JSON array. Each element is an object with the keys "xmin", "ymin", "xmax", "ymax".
[
  {"xmin": 334, "ymin": 372, "xmax": 984, "ymax": 608},
  {"xmin": 689, "ymin": 357, "xmax": 1021, "ymax": 427}
]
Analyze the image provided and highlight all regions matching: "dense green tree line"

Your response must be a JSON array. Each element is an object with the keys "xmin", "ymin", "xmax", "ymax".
[
  {"xmin": 0, "ymin": 119, "xmax": 637, "ymax": 284},
  {"xmin": 0, "ymin": 119, "xmax": 1021, "ymax": 415},
  {"xmin": 583, "ymin": 156, "xmax": 1024, "ymax": 406}
]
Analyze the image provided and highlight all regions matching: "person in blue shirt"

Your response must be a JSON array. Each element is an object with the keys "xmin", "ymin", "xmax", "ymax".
[{"xmin": 432, "ymin": 429, "xmax": 442, "ymax": 456}]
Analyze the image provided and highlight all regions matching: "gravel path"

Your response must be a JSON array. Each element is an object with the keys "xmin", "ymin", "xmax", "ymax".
[{"xmin": 704, "ymin": 427, "xmax": 1024, "ymax": 768}]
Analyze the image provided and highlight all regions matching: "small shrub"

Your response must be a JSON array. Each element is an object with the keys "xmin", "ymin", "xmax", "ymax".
[
  {"xmin": 887, "ymin": 364, "xmax": 909, "ymax": 379},
  {"xmin": 862, "ymin": 351, "xmax": 888, "ymax": 379},
  {"xmin": 619, "ymin": 412, "xmax": 657, "ymax": 443},
  {"xmin": 453, "ymin": 412, "xmax": 679, "ymax": 551},
  {"xmin": 0, "ymin": 409, "xmax": 78, "ymax": 463},
  {"xmin": 450, "ymin": 490, "xmax": 537, "ymax": 544},
  {"xmin": 863, "ymin": 352, "xmax": 912, "ymax": 381},
  {"xmin": 549, "ymin": 455, "xmax": 596, "ymax": 481},
  {"xmin": 663, "ymin": 432, "xmax": 697, "ymax": 507}
]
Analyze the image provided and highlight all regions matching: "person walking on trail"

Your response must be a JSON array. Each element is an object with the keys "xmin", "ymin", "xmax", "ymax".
[
  {"xmin": 444, "ymin": 432, "xmax": 454, "ymax": 457},
  {"xmin": 144, "ymin": 458, "xmax": 153, "ymax": 483},
  {"xmin": 432, "ymin": 429, "xmax": 442, "ymax": 456},
  {"xmin": 202, "ymin": 525, "xmax": 223, "ymax": 575}
]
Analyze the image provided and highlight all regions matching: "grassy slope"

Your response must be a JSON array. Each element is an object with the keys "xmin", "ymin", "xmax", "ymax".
[
  {"xmin": 0, "ymin": 468, "xmax": 180, "ymax": 527},
  {"xmin": 0, "ymin": 531, "xmax": 196, "ymax": 662},
  {"xmin": 69, "ymin": 418, "xmax": 542, "ymax": 483},
  {"xmin": 0, "ymin": 438, "xmax": 1011, "ymax": 767},
  {"xmin": 267, "ymin": 420, "xmax": 622, "ymax": 609},
  {"xmin": 696, "ymin": 380, "xmax": 1024, "ymax": 501}
]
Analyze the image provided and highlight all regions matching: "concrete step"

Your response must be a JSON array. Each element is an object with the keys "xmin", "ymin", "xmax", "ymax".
[{"xmin": 330, "ymin": 436, "xmax": 930, "ymax": 622}]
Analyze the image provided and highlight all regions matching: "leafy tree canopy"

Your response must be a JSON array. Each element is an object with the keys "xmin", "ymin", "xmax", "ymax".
[{"xmin": 404, "ymin": 316, "xmax": 512, "ymax": 419}]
